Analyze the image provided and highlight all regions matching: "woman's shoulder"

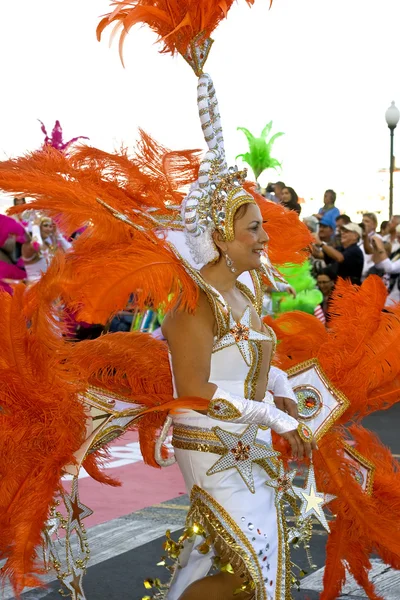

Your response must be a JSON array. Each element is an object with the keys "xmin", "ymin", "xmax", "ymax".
[{"xmin": 162, "ymin": 288, "xmax": 216, "ymax": 339}]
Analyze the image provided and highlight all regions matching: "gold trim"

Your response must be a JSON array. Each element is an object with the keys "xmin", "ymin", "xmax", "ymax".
[
  {"xmin": 224, "ymin": 195, "xmax": 256, "ymax": 242},
  {"xmin": 294, "ymin": 385, "xmax": 324, "ymax": 421},
  {"xmin": 188, "ymin": 485, "xmax": 267, "ymax": 600},
  {"xmin": 287, "ymin": 358, "xmax": 350, "ymax": 442},
  {"xmin": 250, "ymin": 270, "xmax": 264, "ymax": 316},
  {"xmin": 297, "ymin": 423, "xmax": 313, "ymax": 443},
  {"xmin": 173, "ymin": 425, "xmax": 220, "ymax": 443},
  {"xmin": 208, "ymin": 398, "xmax": 241, "ymax": 420},
  {"xmin": 172, "ymin": 439, "xmax": 223, "ymax": 454},
  {"xmin": 343, "ymin": 443, "xmax": 375, "ymax": 496}
]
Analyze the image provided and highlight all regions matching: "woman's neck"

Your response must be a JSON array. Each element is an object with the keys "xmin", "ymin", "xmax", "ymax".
[{"xmin": 200, "ymin": 260, "xmax": 241, "ymax": 293}]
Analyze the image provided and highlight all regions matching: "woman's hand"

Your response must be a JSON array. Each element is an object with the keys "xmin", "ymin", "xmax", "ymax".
[
  {"xmin": 280, "ymin": 428, "xmax": 317, "ymax": 459},
  {"xmin": 274, "ymin": 396, "xmax": 317, "ymax": 459},
  {"xmin": 274, "ymin": 395, "xmax": 299, "ymax": 420}
]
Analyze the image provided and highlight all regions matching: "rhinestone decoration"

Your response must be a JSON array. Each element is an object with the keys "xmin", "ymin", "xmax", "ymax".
[
  {"xmin": 265, "ymin": 461, "xmax": 297, "ymax": 503},
  {"xmin": 207, "ymin": 424, "xmax": 278, "ymax": 493},
  {"xmin": 295, "ymin": 386, "xmax": 323, "ymax": 420},
  {"xmin": 213, "ymin": 307, "xmax": 273, "ymax": 366}
]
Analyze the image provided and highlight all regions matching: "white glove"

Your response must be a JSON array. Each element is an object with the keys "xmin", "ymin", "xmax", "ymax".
[
  {"xmin": 56, "ymin": 233, "xmax": 72, "ymax": 251},
  {"xmin": 208, "ymin": 386, "xmax": 298, "ymax": 435},
  {"xmin": 268, "ymin": 366, "xmax": 297, "ymax": 403}
]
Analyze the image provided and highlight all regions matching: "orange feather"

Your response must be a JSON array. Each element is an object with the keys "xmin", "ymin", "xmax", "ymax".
[{"xmin": 97, "ymin": 0, "xmax": 264, "ymax": 61}]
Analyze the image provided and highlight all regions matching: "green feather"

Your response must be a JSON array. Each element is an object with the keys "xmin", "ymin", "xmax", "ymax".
[
  {"xmin": 236, "ymin": 122, "xmax": 284, "ymax": 181},
  {"xmin": 271, "ymin": 262, "xmax": 323, "ymax": 316}
]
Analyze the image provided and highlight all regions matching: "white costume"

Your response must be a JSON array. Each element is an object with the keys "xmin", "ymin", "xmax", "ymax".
[{"xmin": 164, "ymin": 256, "xmax": 300, "ymax": 599}]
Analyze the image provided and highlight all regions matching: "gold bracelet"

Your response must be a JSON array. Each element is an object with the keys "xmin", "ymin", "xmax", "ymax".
[{"xmin": 297, "ymin": 423, "xmax": 313, "ymax": 443}]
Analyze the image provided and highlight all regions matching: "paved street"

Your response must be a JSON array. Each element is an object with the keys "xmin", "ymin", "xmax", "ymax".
[{"xmin": 9, "ymin": 404, "xmax": 400, "ymax": 600}]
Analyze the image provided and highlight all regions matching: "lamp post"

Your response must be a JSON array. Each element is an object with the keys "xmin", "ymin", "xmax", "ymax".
[{"xmin": 385, "ymin": 101, "xmax": 400, "ymax": 218}]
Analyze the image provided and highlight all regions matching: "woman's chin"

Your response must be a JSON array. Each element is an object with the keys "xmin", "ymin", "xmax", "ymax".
[{"xmin": 247, "ymin": 254, "xmax": 262, "ymax": 269}]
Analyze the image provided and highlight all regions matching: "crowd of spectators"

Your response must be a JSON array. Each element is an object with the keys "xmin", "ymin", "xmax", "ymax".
[
  {"xmin": 2, "ymin": 189, "xmax": 400, "ymax": 330},
  {"xmin": 263, "ymin": 182, "xmax": 400, "ymax": 322}
]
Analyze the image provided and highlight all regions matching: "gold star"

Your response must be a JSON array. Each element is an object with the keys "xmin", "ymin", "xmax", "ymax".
[
  {"xmin": 301, "ymin": 486, "xmax": 324, "ymax": 513},
  {"xmin": 63, "ymin": 568, "xmax": 85, "ymax": 599},
  {"xmin": 293, "ymin": 463, "xmax": 335, "ymax": 531},
  {"xmin": 64, "ymin": 476, "xmax": 93, "ymax": 535}
]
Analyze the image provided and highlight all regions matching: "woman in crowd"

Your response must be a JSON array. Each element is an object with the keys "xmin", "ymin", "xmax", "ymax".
[
  {"xmin": 22, "ymin": 216, "xmax": 71, "ymax": 283},
  {"xmin": 316, "ymin": 266, "xmax": 337, "ymax": 324},
  {"xmin": 280, "ymin": 186, "xmax": 301, "ymax": 215}
]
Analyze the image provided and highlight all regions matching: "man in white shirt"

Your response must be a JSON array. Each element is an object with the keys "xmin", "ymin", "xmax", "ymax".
[
  {"xmin": 360, "ymin": 213, "xmax": 381, "ymax": 280},
  {"xmin": 382, "ymin": 214, "xmax": 400, "ymax": 255}
]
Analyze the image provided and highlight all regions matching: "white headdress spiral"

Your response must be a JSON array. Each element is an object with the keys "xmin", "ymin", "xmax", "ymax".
[{"xmin": 182, "ymin": 73, "xmax": 255, "ymax": 264}]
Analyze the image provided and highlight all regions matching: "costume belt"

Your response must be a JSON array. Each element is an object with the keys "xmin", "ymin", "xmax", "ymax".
[{"xmin": 172, "ymin": 423, "xmax": 270, "ymax": 456}]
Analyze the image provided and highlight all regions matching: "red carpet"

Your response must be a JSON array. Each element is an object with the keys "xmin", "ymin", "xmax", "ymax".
[{"xmin": 63, "ymin": 431, "xmax": 186, "ymax": 528}]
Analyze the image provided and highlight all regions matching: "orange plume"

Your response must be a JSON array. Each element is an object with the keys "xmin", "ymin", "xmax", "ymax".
[
  {"xmin": 97, "ymin": 0, "xmax": 269, "ymax": 63},
  {"xmin": 0, "ymin": 286, "xmax": 87, "ymax": 593},
  {"xmin": 315, "ymin": 425, "xmax": 400, "ymax": 599},
  {"xmin": 267, "ymin": 276, "xmax": 400, "ymax": 421},
  {"xmin": 245, "ymin": 183, "xmax": 313, "ymax": 266}
]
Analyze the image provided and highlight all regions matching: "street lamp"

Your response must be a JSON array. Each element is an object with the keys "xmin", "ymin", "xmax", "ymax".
[{"xmin": 385, "ymin": 101, "xmax": 400, "ymax": 218}]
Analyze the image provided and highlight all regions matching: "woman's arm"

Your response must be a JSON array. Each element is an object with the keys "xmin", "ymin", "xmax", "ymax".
[
  {"xmin": 162, "ymin": 291, "xmax": 217, "ymax": 400},
  {"xmin": 164, "ymin": 292, "xmax": 314, "ymax": 458}
]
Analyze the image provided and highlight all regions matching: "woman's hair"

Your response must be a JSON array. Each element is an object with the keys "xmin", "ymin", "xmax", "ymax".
[
  {"xmin": 380, "ymin": 220, "xmax": 389, "ymax": 231},
  {"xmin": 318, "ymin": 266, "xmax": 337, "ymax": 282},
  {"xmin": 282, "ymin": 186, "xmax": 301, "ymax": 215},
  {"xmin": 363, "ymin": 212, "xmax": 378, "ymax": 227},
  {"xmin": 233, "ymin": 202, "xmax": 251, "ymax": 221}
]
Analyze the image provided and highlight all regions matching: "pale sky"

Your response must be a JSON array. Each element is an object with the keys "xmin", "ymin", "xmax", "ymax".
[{"xmin": 1, "ymin": 0, "xmax": 400, "ymax": 219}]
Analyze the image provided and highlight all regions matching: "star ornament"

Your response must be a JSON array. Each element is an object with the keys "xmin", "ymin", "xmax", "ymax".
[
  {"xmin": 64, "ymin": 476, "xmax": 93, "ymax": 535},
  {"xmin": 292, "ymin": 464, "xmax": 336, "ymax": 531},
  {"xmin": 265, "ymin": 460, "xmax": 297, "ymax": 503},
  {"xmin": 213, "ymin": 306, "xmax": 272, "ymax": 366},
  {"xmin": 207, "ymin": 424, "xmax": 279, "ymax": 493},
  {"xmin": 63, "ymin": 567, "xmax": 85, "ymax": 599}
]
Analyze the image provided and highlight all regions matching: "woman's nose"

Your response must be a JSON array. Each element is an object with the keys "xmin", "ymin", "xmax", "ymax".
[{"xmin": 260, "ymin": 228, "xmax": 269, "ymax": 244}]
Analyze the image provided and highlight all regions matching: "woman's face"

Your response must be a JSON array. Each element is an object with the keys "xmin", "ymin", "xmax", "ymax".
[
  {"xmin": 223, "ymin": 203, "xmax": 269, "ymax": 272},
  {"xmin": 362, "ymin": 216, "xmax": 376, "ymax": 234},
  {"xmin": 40, "ymin": 220, "xmax": 54, "ymax": 238},
  {"xmin": 280, "ymin": 188, "xmax": 292, "ymax": 204},
  {"xmin": 317, "ymin": 275, "xmax": 334, "ymax": 295}
]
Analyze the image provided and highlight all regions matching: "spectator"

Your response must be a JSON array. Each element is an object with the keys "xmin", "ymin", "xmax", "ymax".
[
  {"xmin": 314, "ymin": 222, "xmax": 364, "ymax": 285},
  {"xmin": 303, "ymin": 215, "xmax": 319, "ymax": 233},
  {"xmin": 336, "ymin": 214, "xmax": 351, "ymax": 228},
  {"xmin": 264, "ymin": 181, "xmax": 285, "ymax": 203},
  {"xmin": 280, "ymin": 186, "xmax": 301, "ymax": 215},
  {"xmin": 382, "ymin": 215, "xmax": 400, "ymax": 254},
  {"xmin": 314, "ymin": 189, "xmax": 340, "ymax": 230},
  {"xmin": 316, "ymin": 266, "xmax": 337, "ymax": 324},
  {"xmin": 360, "ymin": 212, "xmax": 381, "ymax": 280},
  {"xmin": 371, "ymin": 230, "xmax": 400, "ymax": 306},
  {"xmin": 310, "ymin": 218, "xmax": 335, "ymax": 276},
  {"xmin": 379, "ymin": 220, "xmax": 390, "ymax": 237},
  {"xmin": 334, "ymin": 214, "xmax": 351, "ymax": 247}
]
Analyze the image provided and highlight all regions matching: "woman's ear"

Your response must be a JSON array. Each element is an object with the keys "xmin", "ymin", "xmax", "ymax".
[{"xmin": 212, "ymin": 229, "xmax": 227, "ymax": 254}]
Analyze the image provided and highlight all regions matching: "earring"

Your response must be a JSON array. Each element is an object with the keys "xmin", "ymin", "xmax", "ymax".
[{"xmin": 224, "ymin": 253, "xmax": 237, "ymax": 273}]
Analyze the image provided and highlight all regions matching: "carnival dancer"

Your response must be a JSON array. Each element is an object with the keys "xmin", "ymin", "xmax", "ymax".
[
  {"xmin": 22, "ymin": 215, "xmax": 71, "ymax": 283},
  {"xmin": 1, "ymin": 2, "xmax": 400, "ymax": 600}
]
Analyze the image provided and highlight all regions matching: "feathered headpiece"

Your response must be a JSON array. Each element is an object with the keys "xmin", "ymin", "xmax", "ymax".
[
  {"xmin": 97, "ymin": 0, "xmax": 276, "ymax": 270},
  {"xmin": 39, "ymin": 120, "xmax": 88, "ymax": 153}
]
